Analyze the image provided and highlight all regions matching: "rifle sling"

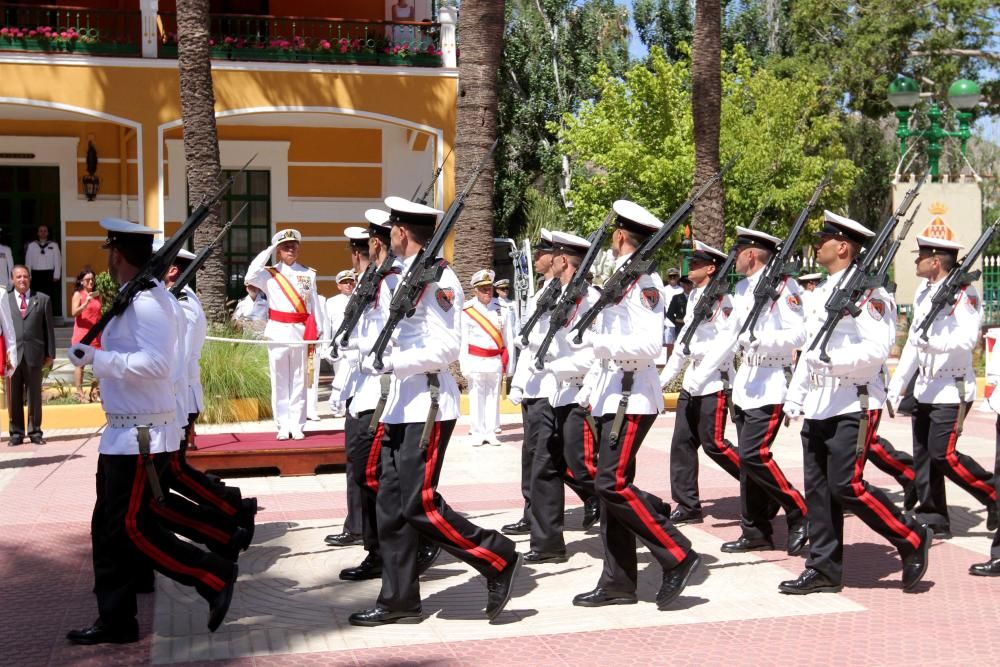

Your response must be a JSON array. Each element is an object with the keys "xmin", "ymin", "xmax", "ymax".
[
  {"xmin": 368, "ymin": 374, "xmax": 392, "ymax": 435},
  {"xmin": 419, "ymin": 373, "xmax": 441, "ymax": 450},
  {"xmin": 609, "ymin": 371, "xmax": 634, "ymax": 449},
  {"xmin": 137, "ymin": 426, "xmax": 165, "ymax": 505}
]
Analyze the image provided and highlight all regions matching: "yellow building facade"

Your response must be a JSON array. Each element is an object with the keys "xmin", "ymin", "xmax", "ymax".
[{"xmin": 0, "ymin": 0, "xmax": 457, "ymax": 314}]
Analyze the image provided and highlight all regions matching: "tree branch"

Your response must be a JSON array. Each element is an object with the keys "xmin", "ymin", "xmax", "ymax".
[{"xmin": 910, "ymin": 48, "xmax": 1000, "ymax": 61}]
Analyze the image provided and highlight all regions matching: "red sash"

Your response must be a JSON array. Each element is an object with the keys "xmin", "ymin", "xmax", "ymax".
[
  {"xmin": 266, "ymin": 268, "xmax": 317, "ymax": 341},
  {"xmin": 464, "ymin": 305, "xmax": 508, "ymax": 373}
]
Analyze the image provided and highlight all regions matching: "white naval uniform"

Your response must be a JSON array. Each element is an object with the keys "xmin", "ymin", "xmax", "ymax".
[
  {"xmin": 459, "ymin": 297, "xmax": 514, "ymax": 441},
  {"xmin": 245, "ymin": 248, "xmax": 322, "ymax": 436},
  {"xmin": 543, "ymin": 286, "xmax": 602, "ymax": 408},
  {"xmin": 380, "ymin": 257, "xmax": 462, "ymax": 425},
  {"xmin": 348, "ymin": 259, "xmax": 403, "ymax": 417},
  {"xmin": 326, "ymin": 292, "xmax": 351, "ymax": 414},
  {"xmin": 587, "ymin": 258, "xmax": 665, "ymax": 416},
  {"xmin": 91, "ymin": 282, "xmax": 181, "ymax": 455},
  {"xmin": 731, "ymin": 274, "xmax": 806, "ymax": 409},
  {"xmin": 888, "ymin": 279, "xmax": 981, "ymax": 404},
  {"xmin": 164, "ymin": 292, "xmax": 191, "ymax": 432},
  {"xmin": 989, "ymin": 330, "xmax": 1000, "ymax": 414},
  {"xmin": 307, "ymin": 295, "xmax": 327, "ymax": 420},
  {"xmin": 0, "ymin": 244, "xmax": 13, "ymax": 289},
  {"xmin": 786, "ymin": 267, "xmax": 895, "ymax": 419},
  {"xmin": 24, "ymin": 240, "xmax": 61, "ymax": 278},
  {"xmin": 0, "ymin": 286, "xmax": 15, "ymax": 373},
  {"xmin": 179, "ymin": 286, "xmax": 208, "ymax": 416},
  {"xmin": 511, "ymin": 278, "xmax": 561, "ymax": 401},
  {"xmin": 660, "ymin": 286, "xmax": 738, "ymax": 398},
  {"xmin": 232, "ymin": 293, "xmax": 267, "ymax": 336},
  {"xmin": 661, "ymin": 283, "xmax": 684, "ymax": 347}
]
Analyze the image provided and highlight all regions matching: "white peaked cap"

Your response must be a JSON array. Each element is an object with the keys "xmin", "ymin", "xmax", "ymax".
[
  {"xmin": 272, "ymin": 229, "xmax": 302, "ymax": 245},
  {"xmin": 344, "ymin": 226, "xmax": 370, "ymax": 241},
  {"xmin": 613, "ymin": 200, "xmax": 663, "ymax": 233},
  {"xmin": 471, "ymin": 269, "xmax": 496, "ymax": 287}
]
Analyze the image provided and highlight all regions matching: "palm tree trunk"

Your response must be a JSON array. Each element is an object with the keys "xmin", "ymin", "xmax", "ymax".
[
  {"xmin": 177, "ymin": 0, "xmax": 226, "ymax": 323},
  {"xmin": 691, "ymin": 0, "xmax": 724, "ymax": 247},
  {"xmin": 453, "ymin": 0, "xmax": 505, "ymax": 288}
]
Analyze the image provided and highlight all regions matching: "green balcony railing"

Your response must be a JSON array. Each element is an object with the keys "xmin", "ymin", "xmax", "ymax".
[
  {"xmin": 157, "ymin": 13, "xmax": 443, "ymax": 67},
  {"xmin": 0, "ymin": 3, "xmax": 141, "ymax": 56}
]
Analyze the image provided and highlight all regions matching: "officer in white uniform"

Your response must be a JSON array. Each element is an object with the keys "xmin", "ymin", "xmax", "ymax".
[
  {"xmin": 0, "ymin": 282, "xmax": 14, "ymax": 377},
  {"xmin": 460, "ymin": 268, "xmax": 513, "ymax": 446},
  {"xmin": 574, "ymin": 200, "xmax": 702, "ymax": 611},
  {"xmin": 971, "ymin": 335, "xmax": 1000, "ymax": 576},
  {"xmin": 505, "ymin": 228, "xmax": 558, "ymax": 535},
  {"xmin": 67, "ymin": 219, "xmax": 236, "ymax": 645},
  {"xmin": 349, "ymin": 196, "xmax": 521, "ymax": 627},
  {"xmin": 720, "ymin": 227, "xmax": 808, "ymax": 555},
  {"xmin": 326, "ymin": 266, "xmax": 358, "ymax": 418},
  {"xmin": 660, "ymin": 240, "xmax": 742, "ymax": 524},
  {"xmin": 0, "ymin": 239, "xmax": 13, "ymax": 289},
  {"xmin": 494, "ymin": 277, "xmax": 519, "ymax": 333},
  {"xmin": 780, "ymin": 211, "xmax": 931, "ymax": 595},
  {"xmin": 245, "ymin": 229, "xmax": 322, "ymax": 440},
  {"xmin": 888, "ymin": 235, "xmax": 997, "ymax": 538},
  {"xmin": 521, "ymin": 230, "xmax": 601, "ymax": 563}
]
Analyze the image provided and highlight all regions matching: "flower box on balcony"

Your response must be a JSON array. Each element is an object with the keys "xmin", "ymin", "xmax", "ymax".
[{"xmin": 307, "ymin": 51, "xmax": 378, "ymax": 64}]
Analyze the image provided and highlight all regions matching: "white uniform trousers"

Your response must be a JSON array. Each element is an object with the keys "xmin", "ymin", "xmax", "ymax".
[
  {"xmin": 467, "ymin": 371, "xmax": 502, "ymax": 442},
  {"xmin": 269, "ymin": 343, "xmax": 307, "ymax": 435},
  {"xmin": 307, "ymin": 354, "xmax": 321, "ymax": 420}
]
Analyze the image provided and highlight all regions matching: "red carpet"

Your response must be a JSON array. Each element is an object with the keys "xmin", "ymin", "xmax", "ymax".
[{"xmin": 193, "ymin": 429, "xmax": 345, "ymax": 452}]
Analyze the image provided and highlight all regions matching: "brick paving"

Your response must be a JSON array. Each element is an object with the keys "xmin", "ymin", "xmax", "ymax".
[{"xmin": 2, "ymin": 408, "xmax": 999, "ymax": 666}]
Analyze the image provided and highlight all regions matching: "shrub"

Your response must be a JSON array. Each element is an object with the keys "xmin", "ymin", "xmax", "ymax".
[{"xmin": 199, "ymin": 325, "xmax": 272, "ymax": 424}]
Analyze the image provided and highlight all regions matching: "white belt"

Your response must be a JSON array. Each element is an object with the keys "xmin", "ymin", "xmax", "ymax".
[
  {"xmin": 106, "ymin": 412, "xmax": 176, "ymax": 429},
  {"xmin": 603, "ymin": 359, "xmax": 653, "ymax": 373},
  {"xmin": 564, "ymin": 374, "xmax": 587, "ymax": 386},
  {"xmin": 809, "ymin": 374, "xmax": 875, "ymax": 390},
  {"xmin": 744, "ymin": 354, "xmax": 792, "ymax": 368},
  {"xmin": 919, "ymin": 365, "xmax": 968, "ymax": 380}
]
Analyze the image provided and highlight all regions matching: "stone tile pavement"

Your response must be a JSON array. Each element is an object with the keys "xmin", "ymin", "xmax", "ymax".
[{"xmin": 2, "ymin": 407, "xmax": 999, "ymax": 666}]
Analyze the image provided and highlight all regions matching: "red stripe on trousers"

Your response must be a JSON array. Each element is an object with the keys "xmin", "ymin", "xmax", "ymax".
[
  {"xmin": 850, "ymin": 411, "xmax": 922, "ymax": 550},
  {"xmin": 760, "ymin": 404, "xmax": 808, "ymax": 515},
  {"xmin": 366, "ymin": 423, "xmax": 385, "ymax": 493},
  {"xmin": 713, "ymin": 392, "xmax": 741, "ymax": 468},
  {"xmin": 421, "ymin": 422, "xmax": 508, "ymax": 573},
  {"xmin": 583, "ymin": 413, "xmax": 597, "ymax": 478},
  {"xmin": 170, "ymin": 454, "xmax": 237, "ymax": 516},
  {"xmin": 945, "ymin": 411, "xmax": 998, "ymax": 501},
  {"xmin": 126, "ymin": 458, "xmax": 226, "ymax": 591},
  {"xmin": 151, "ymin": 502, "xmax": 231, "ymax": 545},
  {"xmin": 616, "ymin": 416, "xmax": 689, "ymax": 563},
  {"xmin": 870, "ymin": 440, "xmax": 916, "ymax": 481}
]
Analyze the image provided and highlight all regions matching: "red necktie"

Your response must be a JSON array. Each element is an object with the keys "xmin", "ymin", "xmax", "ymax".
[{"xmin": 20, "ymin": 293, "xmax": 27, "ymax": 318}]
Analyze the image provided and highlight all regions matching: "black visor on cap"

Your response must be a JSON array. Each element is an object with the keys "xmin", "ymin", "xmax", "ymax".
[
  {"xmin": 818, "ymin": 221, "xmax": 868, "ymax": 245},
  {"xmin": 689, "ymin": 250, "xmax": 723, "ymax": 265},
  {"xmin": 735, "ymin": 234, "xmax": 778, "ymax": 253},
  {"xmin": 552, "ymin": 242, "xmax": 587, "ymax": 257},
  {"xmin": 389, "ymin": 210, "xmax": 437, "ymax": 226},
  {"xmin": 103, "ymin": 231, "xmax": 154, "ymax": 250},
  {"xmin": 615, "ymin": 215, "xmax": 654, "ymax": 237},
  {"xmin": 368, "ymin": 223, "xmax": 390, "ymax": 241}
]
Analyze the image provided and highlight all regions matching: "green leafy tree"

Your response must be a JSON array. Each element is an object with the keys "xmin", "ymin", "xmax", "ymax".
[
  {"xmin": 496, "ymin": 0, "xmax": 630, "ymax": 238},
  {"xmin": 557, "ymin": 47, "xmax": 860, "ymax": 249}
]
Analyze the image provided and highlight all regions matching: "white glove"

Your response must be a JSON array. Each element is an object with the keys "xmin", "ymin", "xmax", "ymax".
[
  {"xmin": 737, "ymin": 331, "xmax": 760, "ymax": 351},
  {"xmin": 783, "ymin": 401, "xmax": 804, "ymax": 422},
  {"xmin": 805, "ymin": 351, "xmax": 831, "ymax": 373},
  {"xmin": 68, "ymin": 343, "xmax": 95, "ymax": 368},
  {"xmin": 913, "ymin": 335, "xmax": 936, "ymax": 353},
  {"xmin": 885, "ymin": 392, "xmax": 901, "ymax": 416},
  {"xmin": 568, "ymin": 333, "xmax": 588, "ymax": 352},
  {"xmin": 361, "ymin": 352, "xmax": 393, "ymax": 376},
  {"xmin": 508, "ymin": 387, "xmax": 523, "ymax": 405},
  {"xmin": 513, "ymin": 335, "xmax": 531, "ymax": 351}
]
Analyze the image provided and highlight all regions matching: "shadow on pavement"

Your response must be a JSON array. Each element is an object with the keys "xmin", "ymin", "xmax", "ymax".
[{"xmin": 0, "ymin": 454, "xmax": 83, "ymax": 469}]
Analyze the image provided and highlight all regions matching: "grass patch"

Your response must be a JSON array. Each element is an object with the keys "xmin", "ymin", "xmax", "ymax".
[{"xmin": 199, "ymin": 325, "xmax": 272, "ymax": 424}]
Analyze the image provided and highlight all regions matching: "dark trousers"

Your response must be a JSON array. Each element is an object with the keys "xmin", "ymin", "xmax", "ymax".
[
  {"xmin": 867, "ymin": 436, "xmax": 915, "ymax": 488},
  {"xmin": 345, "ymin": 410, "xmax": 378, "ymax": 551},
  {"xmin": 557, "ymin": 403, "xmax": 599, "ymax": 503},
  {"xmin": 9, "ymin": 361, "xmax": 43, "ymax": 439},
  {"xmin": 374, "ymin": 420, "xmax": 517, "ymax": 612},
  {"xmin": 991, "ymin": 416, "xmax": 1000, "ymax": 559},
  {"xmin": 519, "ymin": 398, "xmax": 556, "ymax": 523},
  {"xmin": 669, "ymin": 390, "xmax": 741, "ymax": 512},
  {"xmin": 801, "ymin": 411, "xmax": 924, "ymax": 583},
  {"xmin": 596, "ymin": 413, "xmax": 692, "ymax": 594},
  {"xmin": 912, "ymin": 401, "xmax": 996, "ymax": 530},
  {"xmin": 733, "ymin": 404, "xmax": 807, "ymax": 540},
  {"xmin": 92, "ymin": 453, "xmax": 234, "ymax": 626},
  {"xmin": 167, "ymin": 417, "xmax": 243, "ymax": 519},
  {"xmin": 30, "ymin": 269, "xmax": 57, "ymax": 314}
]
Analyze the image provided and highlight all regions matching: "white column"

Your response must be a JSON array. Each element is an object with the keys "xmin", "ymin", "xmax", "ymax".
[
  {"xmin": 439, "ymin": 5, "xmax": 457, "ymax": 68},
  {"xmin": 142, "ymin": 0, "xmax": 159, "ymax": 58}
]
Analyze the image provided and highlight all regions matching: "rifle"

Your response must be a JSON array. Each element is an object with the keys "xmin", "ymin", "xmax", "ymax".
[
  {"xmin": 570, "ymin": 157, "xmax": 737, "ymax": 343},
  {"xmin": 533, "ymin": 213, "xmax": 615, "ymax": 368},
  {"xmin": 370, "ymin": 140, "xmax": 499, "ymax": 369},
  {"xmin": 914, "ymin": 213, "xmax": 1000, "ymax": 341},
  {"xmin": 518, "ymin": 276, "xmax": 562, "ymax": 346},
  {"xmin": 873, "ymin": 202, "xmax": 920, "ymax": 295},
  {"xmin": 679, "ymin": 211, "xmax": 767, "ymax": 355},
  {"xmin": 741, "ymin": 168, "xmax": 833, "ymax": 342},
  {"xmin": 75, "ymin": 156, "xmax": 255, "ymax": 354},
  {"xmin": 807, "ymin": 174, "xmax": 926, "ymax": 362},
  {"xmin": 415, "ymin": 146, "xmax": 454, "ymax": 205},
  {"xmin": 329, "ymin": 252, "xmax": 396, "ymax": 358},
  {"xmin": 170, "ymin": 203, "xmax": 246, "ymax": 297}
]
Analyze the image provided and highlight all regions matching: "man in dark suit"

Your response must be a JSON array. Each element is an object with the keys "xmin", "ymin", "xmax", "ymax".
[
  {"xmin": 665, "ymin": 276, "xmax": 693, "ymax": 339},
  {"xmin": 8, "ymin": 265, "xmax": 55, "ymax": 446}
]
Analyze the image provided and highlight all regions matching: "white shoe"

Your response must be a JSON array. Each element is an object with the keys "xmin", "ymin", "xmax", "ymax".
[
  {"xmin": 276, "ymin": 430, "xmax": 290, "ymax": 441},
  {"xmin": 488, "ymin": 436, "xmax": 502, "ymax": 447},
  {"xmin": 494, "ymin": 426, "xmax": 503, "ymax": 434},
  {"xmin": 290, "ymin": 430, "xmax": 305, "ymax": 441},
  {"xmin": 307, "ymin": 414, "xmax": 321, "ymax": 422}
]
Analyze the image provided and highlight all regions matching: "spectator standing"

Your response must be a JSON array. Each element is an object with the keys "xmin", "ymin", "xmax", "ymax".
[
  {"xmin": 7, "ymin": 265, "xmax": 55, "ymax": 446},
  {"xmin": 231, "ymin": 285, "xmax": 267, "ymax": 336},
  {"xmin": 70, "ymin": 268, "xmax": 102, "ymax": 402},
  {"xmin": 325, "ymin": 269, "xmax": 357, "ymax": 418},
  {"xmin": 0, "ymin": 235, "xmax": 13, "ymax": 289},
  {"xmin": 24, "ymin": 225, "xmax": 62, "ymax": 315}
]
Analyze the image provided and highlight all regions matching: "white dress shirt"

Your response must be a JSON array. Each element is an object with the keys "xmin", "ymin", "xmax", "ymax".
[
  {"xmin": 346, "ymin": 258, "xmax": 403, "ymax": 417},
  {"xmin": 180, "ymin": 286, "xmax": 208, "ymax": 414},
  {"xmin": 660, "ymin": 284, "xmax": 739, "ymax": 397},
  {"xmin": 510, "ymin": 277, "xmax": 560, "ymax": 399},
  {"xmin": 25, "ymin": 240, "xmax": 61, "ymax": 279}
]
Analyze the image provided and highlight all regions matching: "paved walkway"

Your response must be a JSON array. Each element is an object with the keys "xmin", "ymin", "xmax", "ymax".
[{"xmin": 2, "ymin": 406, "xmax": 999, "ymax": 666}]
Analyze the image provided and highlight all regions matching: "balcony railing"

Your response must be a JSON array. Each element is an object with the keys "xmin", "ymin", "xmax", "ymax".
[
  {"xmin": 0, "ymin": 3, "xmax": 444, "ymax": 67},
  {"xmin": 0, "ymin": 3, "xmax": 141, "ymax": 56},
  {"xmin": 157, "ymin": 13, "xmax": 442, "ymax": 67}
]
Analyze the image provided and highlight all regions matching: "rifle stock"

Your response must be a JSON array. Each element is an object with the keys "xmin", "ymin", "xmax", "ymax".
[{"xmin": 170, "ymin": 203, "xmax": 246, "ymax": 297}]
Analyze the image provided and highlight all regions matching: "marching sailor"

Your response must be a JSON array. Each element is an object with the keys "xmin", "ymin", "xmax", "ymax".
[
  {"xmin": 970, "ymin": 332, "xmax": 1000, "ymax": 576},
  {"xmin": 780, "ymin": 211, "xmax": 931, "ymax": 594},
  {"xmin": 245, "ymin": 229, "xmax": 322, "ymax": 440},
  {"xmin": 887, "ymin": 235, "xmax": 997, "ymax": 538},
  {"xmin": 326, "ymin": 265, "xmax": 359, "ymax": 418},
  {"xmin": 460, "ymin": 268, "xmax": 514, "ymax": 446},
  {"xmin": 67, "ymin": 219, "xmax": 236, "ymax": 644},
  {"xmin": 574, "ymin": 200, "xmax": 702, "ymax": 610},
  {"xmin": 659, "ymin": 240, "xmax": 742, "ymax": 525}
]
